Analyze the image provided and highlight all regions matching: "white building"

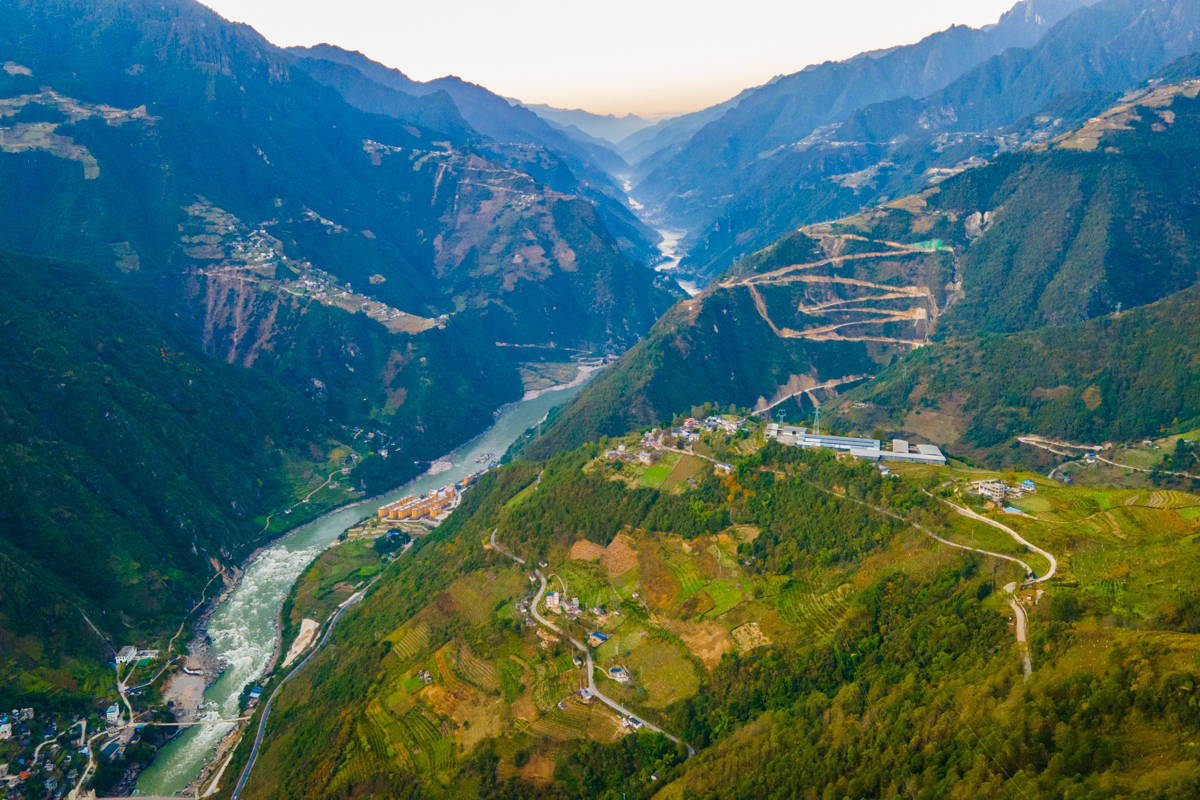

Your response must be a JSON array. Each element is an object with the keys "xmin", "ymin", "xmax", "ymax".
[{"xmin": 768, "ymin": 426, "xmax": 946, "ymax": 465}]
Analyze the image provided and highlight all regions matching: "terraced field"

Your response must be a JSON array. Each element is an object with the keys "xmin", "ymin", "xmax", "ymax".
[
  {"xmin": 531, "ymin": 664, "xmax": 580, "ymax": 712},
  {"xmin": 457, "ymin": 643, "xmax": 501, "ymax": 692},
  {"xmin": 401, "ymin": 708, "xmax": 455, "ymax": 773},
  {"xmin": 1125, "ymin": 489, "xmax": 1199, "ymax": 509},
  {"xmin": 530, "ymin": 701, "xmax": 599, "ymax": 741},
  {"xmin": 386, "ymin": 621, "xmax": 430, "ymax": 661},
  {"xmin": 435, "ymin": 646, "xmax": 473, "ymax": 699},
  {"xmin": 364, "ymin": 698, "xmax": 413, "ymax": 770},
  {"xmin": 665, "ymin": 552, "xmax": 705, "ymax": 600},
  {"xmin": 700, "ymin": 580, "xmax": 745, "ymax": 620},
  {"xmin": 777, "ymin": 582, "xmax": 853, "ymax": 640},
  {"xmin": 332, "ymin": 735, "xmax": 385, "ymax": 795}
]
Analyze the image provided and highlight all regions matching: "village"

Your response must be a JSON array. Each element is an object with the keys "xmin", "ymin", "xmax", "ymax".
[
  {"xmin": 510, "ymin": 569, "xmax": 648, "ymax": 730},
  {"xmin": 374, "ymin": 470, "xmax": 486, "ymax": 524},
  {"xmin": 0, "ymin": 641, "xmax": 165, "ymax": 799},
  {"xmin": 602, "ymin": 413, "xmax": 947, "ymax": 474}
]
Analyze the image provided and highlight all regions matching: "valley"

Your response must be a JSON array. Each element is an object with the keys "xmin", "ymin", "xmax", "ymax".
[
  {"xmin": 6, "ymin": 0, "xmax": 1200, "ymax": 797},
  {"xmin": 227, "ymin": 415, "xmax": 1200, "ymax": 799},
  {"xmin": 133, "ymin": 381, "xmax": 593, "ymax": 798}
]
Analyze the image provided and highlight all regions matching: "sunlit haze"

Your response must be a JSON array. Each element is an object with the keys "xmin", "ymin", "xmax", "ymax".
[{"xmin": 211, "ymin": 0, "xmax": 1020, "ymax": 116}]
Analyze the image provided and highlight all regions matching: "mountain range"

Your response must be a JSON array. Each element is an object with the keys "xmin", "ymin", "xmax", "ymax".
[
  {"xmin": 631, "ymin": 0, "xmax": 1200, "ymax": 282},
  {"xmin": 0, "ymin": 0, "xmax": 673, "ymax": 700},
  {"xmin": 531, "ymin": 0, "xmax": 1200, "ymax": 462},
  {"xmin": 8, "ymin": 0, "xmax": 1200, "ymax": 796}
]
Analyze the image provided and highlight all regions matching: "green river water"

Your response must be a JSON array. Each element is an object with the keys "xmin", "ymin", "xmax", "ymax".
[{"xmin": 135, "ymin": 383, "xmax": 585, "ymax": 796}]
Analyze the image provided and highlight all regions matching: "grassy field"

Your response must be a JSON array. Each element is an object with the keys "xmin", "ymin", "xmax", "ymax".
[
  {"xmin": 260, "ymin": 431, "xmax": 1200, "ymax": 798},
  {"xmin": 283, "ymin": 539, "xmax": 382, "ymax": 653},
  {"xmin": 662, "ymin": 454, "xmax": 710, "ymax": 491},
  {"xmin": 639, "ymin": 453, "xmax": 680, "ymax": 489}
]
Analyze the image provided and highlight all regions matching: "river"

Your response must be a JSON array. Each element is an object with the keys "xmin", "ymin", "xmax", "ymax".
[
  {"xmin": 135, "ymin": 382, "xmax": 589, "ymax": 796},
  {"xmin": 622, "ymin": 177, "xmax": 700, "ymax": 297}
]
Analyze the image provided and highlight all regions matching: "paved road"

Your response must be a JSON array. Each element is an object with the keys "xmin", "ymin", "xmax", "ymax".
[
  {"xmin": 940, "ymin": 498, "xmax": 1057, "ymax": 583},
  {"xmin": 488, "ymin": 528, "xmax": 525, "ymax": 565},
  {"xmin": 1019, "ymin": 434, "xmax": 1200, "ymax": 481},
  {"xmin": 808, "ymin": 482, "xmax": 1044, "ymax": 679},
  {"xmin": 488, "ymin": 531, "xmax": 693, "ymax": 757},
  {"xmin": 231, "ymin": 579, "xmax": 376, "ymax": 799},
  {"xmin": 1006, "ymin": 591, "xmax": 1033, "ymax": 680},
  {"xmin": 528, "ymin": 571, "xmax": 694, "ymax": 757}
]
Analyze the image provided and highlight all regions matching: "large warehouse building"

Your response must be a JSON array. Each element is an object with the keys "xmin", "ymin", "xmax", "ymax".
[{"xmin": 764, "ymin": 424, "xmax": 947, "ymax": 466}]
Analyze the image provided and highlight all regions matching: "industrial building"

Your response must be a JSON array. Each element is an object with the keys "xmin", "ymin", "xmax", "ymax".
[{"xmin": 764, "ymin": 424, "xmax": 946, "ymax": 465}]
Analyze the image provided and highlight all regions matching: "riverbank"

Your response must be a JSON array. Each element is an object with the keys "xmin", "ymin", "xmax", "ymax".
[
  {"xmin": 136, "ymin": 380, "xmax": 597, "ymax": 797},
  {"xmin": 522, "ymin": 359, "xmax": 609, "ymax": 401},
  {"xmin": 620, "ymin": 176, "xmax": 701, "ymax": 297}
]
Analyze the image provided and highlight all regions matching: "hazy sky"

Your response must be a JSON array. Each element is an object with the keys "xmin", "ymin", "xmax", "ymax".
[{"xmin": 205, "ymin": 0, "xmax": 1021, "ymax": 116}]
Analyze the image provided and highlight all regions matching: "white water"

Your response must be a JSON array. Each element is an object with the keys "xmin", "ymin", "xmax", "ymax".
[
  {"xmin": 135, "ymin": 382, "xmax": 590, "ymax": 796},
  {"xmin": 622, "ymin": 177, "xmax": 699, "ymax": 297}
]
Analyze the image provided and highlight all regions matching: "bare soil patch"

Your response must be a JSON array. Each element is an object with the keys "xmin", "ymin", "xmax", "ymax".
[
  {"xmin": 731, "ymin": 622, "xmax": 772, "ymax": 652},
  {"xmin": 569, "ymin": 539, "xmax": 605, "ymax": 561},
  {"xmin": 601, "ymin": 532, "xmax": 638, "ymax": 578}
]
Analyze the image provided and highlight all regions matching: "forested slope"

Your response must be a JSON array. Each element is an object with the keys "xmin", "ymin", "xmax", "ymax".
[
  {"xmin": 237, "ymin": 428, "xmax": 1200, "ymax": 799},
  {"xmin": 837, "ymin": 284, "xmax": 1200, "ymax": 460},
  {"xmin": 532, "ymin": 77, "xmax": 1200, "ymax": 461},
  {"xmin": 0, "ymin": 251, "xmax": 341, "ymax": 704}
]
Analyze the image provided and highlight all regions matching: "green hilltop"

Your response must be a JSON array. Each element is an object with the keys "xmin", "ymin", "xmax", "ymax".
[
  {"xmin": 531, "ymin": 76, "xmax": 1200, "ymax": 468},
  {"xmin": 235, "ymin": 423, "xmax": 1200, "ymax": 798}
]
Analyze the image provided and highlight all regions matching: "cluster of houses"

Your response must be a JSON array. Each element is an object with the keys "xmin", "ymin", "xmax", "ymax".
[
  {"xmin": 604, "ymin": 442, "xmax": 660, "ymax": 466},
  {"xmin": 376, "ymin": 472, "xmax": 481, "ymax": 523},
  {"xmin": 544, "ymin": 593, "xmax": 608, "ymax": 621},
  {"xmin": 764, "ymin": 424, "xmax": 947, "ymax": 466},
  {"xmin": 0, "ymin": 708, "xmax": 94, "ymax": 794},
  {"xmin": 971, "ymin": 479, "xmax": 1037, "ymax": 506},
  {"xmin": 664, "ymin": 415, "xmax": 748, "ymax": 444},
  {"xmin": 688, "ymin": 416, "xmax": 748, "ymax": 435},
  {"xmin": 604, "ymin": 415, "xmax": 749, "ymax": 468},
  {"xmin": 0, "ymin": 709, "xmax": 34, "ymax": 741},
  {"xmin": 114, "ymin": 645, "xmax": 159, "ymax": 666}
]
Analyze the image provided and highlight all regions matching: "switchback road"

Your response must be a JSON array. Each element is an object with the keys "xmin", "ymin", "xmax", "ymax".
[{"xmin": 489, "ymin": 532, "xmax": 693, "ymax": 757}]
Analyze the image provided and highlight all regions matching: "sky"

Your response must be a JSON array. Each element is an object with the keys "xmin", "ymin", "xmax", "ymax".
[{"xmin": 203, "ymin": 0, "xmax": 1022, "ymax": 117}]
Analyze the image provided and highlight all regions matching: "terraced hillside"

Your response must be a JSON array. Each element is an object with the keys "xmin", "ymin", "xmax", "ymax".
[
  {"xmin": 531, "ymin": 76, "xmax": 1200, "ymax": 461},
  {"xmin": 235, "ymin": 420, "xmax": 1200, "ymax": 799}
]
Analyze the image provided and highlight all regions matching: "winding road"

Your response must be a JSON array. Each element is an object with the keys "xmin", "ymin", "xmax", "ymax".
[
  {"xmin": 664, "ymin": 444, "xmax": 1053, "ymax": 677},
  {"xmin": 937, "ymin": 496, "xmax": 1057, "ymax": 583},
  {"xmin": 230, "ymin": 578, "xmax": 377, "ymax": 800},
  {"xmin": 490, "ymin": 532, "xmax": 694, "ymax": 757},
  {"xmin": 1019, "ymin": 434, "xmax": 1200, "ymax": 481}
]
